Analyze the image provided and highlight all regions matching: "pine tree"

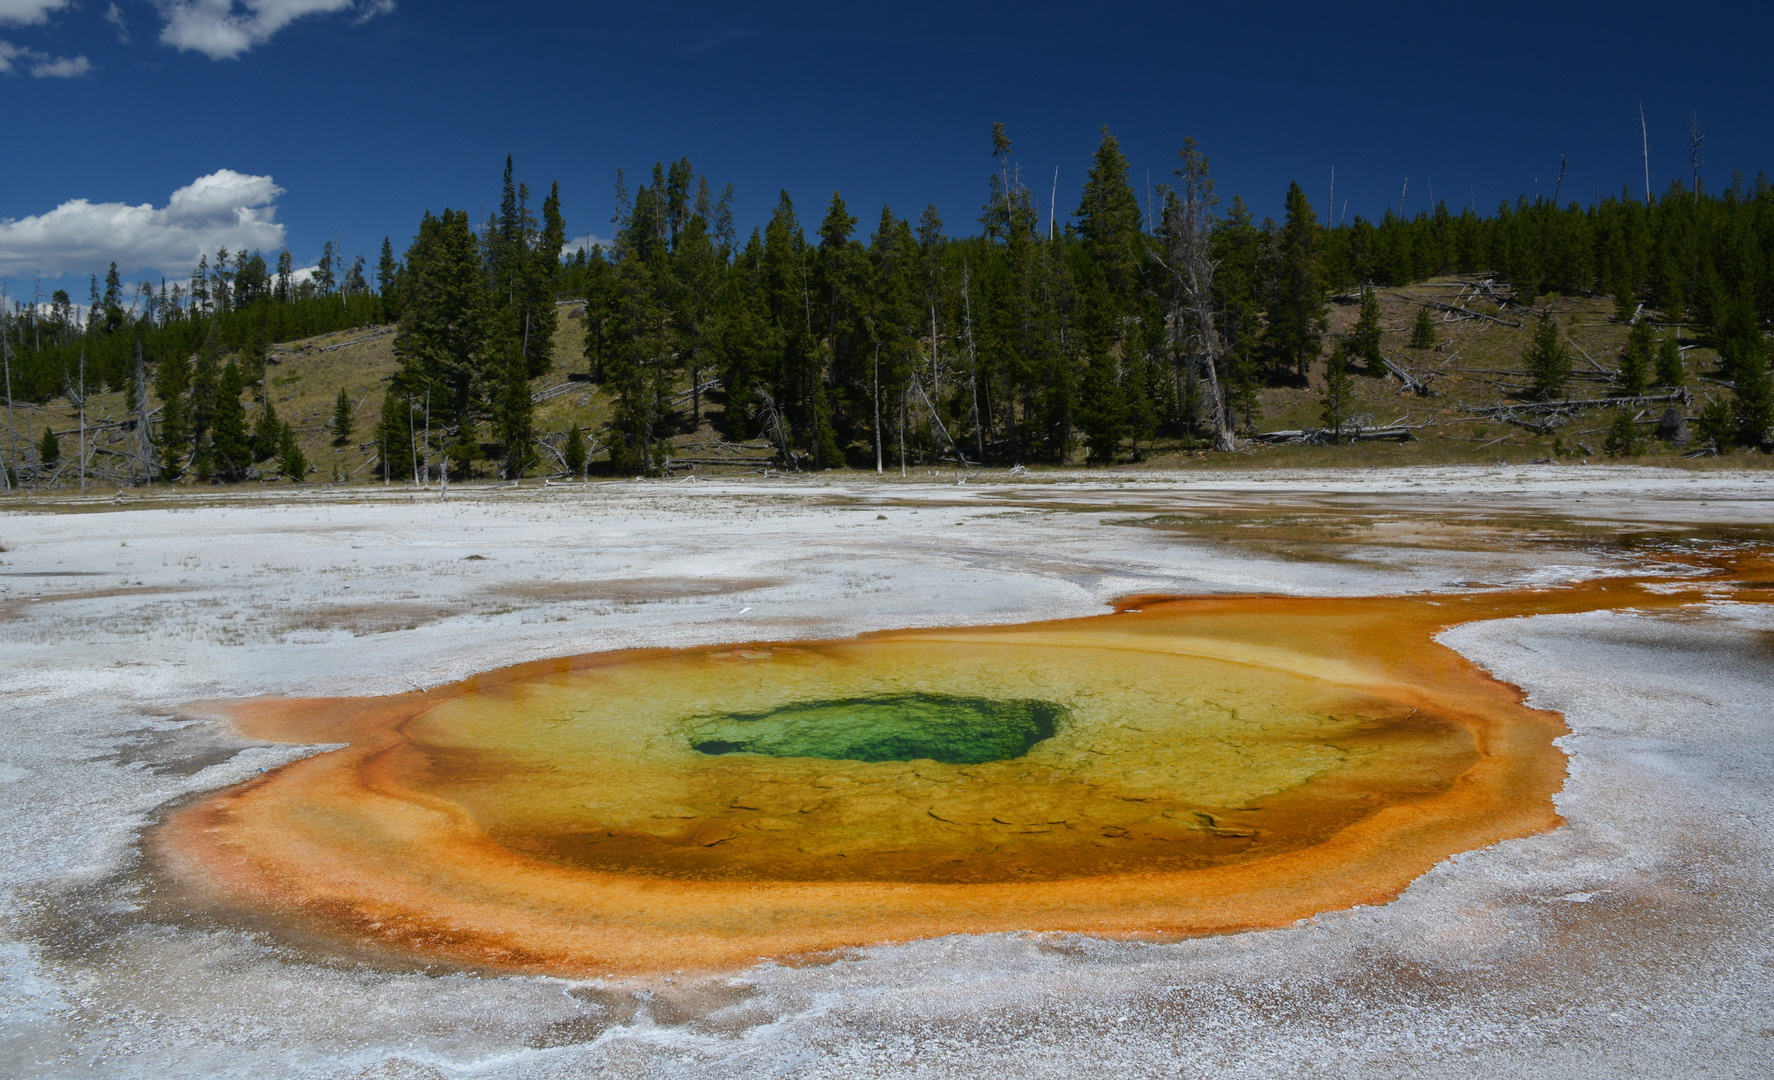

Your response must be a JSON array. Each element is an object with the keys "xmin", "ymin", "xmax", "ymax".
[
  {"xmin": 37, "ymin": 425, "xmax": 59, "ymax": 467},
  {"xmin": 710, "ymin": 230, "xmax": 776, "ymax": 441},
  {"xmin": 563, "ymin": 423, "xmax": 586, "ymax": 478},
  {"xmin": 1716, "ymin": 301, "xmax": 1772, "ymax": 445},
  {"xmin": 377, "ymin": 237, "xmax": 400, "ymax": 306},
  {"xmin": 315, "ymin": 240, "xmax": 337, "ymax": 296},
  {"xmin": 1654, "ymin": 335, "xmax": 1685, "ymax": 387},
  {"xmin": 1269, "ymin": 182, "xmax": 1327, "ymax": 379},
  {"xmin": 444, "ymin": 427, "xmax": 481, "ymax": 479},
  {"xmin": 494, "ymin": 349, "xmax": 536, "ymax": 478},
  {"xmin": 1694, "ymin": 398, "xmax": 1734, "ymax": 450},
  {"xmin": 601, "ymin": 177, "xmax": 679, "ymax": 474},
  {"xmin": 152, "ymin": 344, "xmax": 191, "ymax": 481},
  {"xmin": 1210, "ymin": 196, "xmax": 1266, "ymax": 431},
  {"xmin": 1073, "ymin": 127, "xmax": 1145, "ymax": 308},
  {"xmin": 527, "ymin": 181, "xmax": 566, "ymax": 377},
  {"xmin": 330, "ymin": 388, "xmax": 354, "ymax": 446},
  {"xmin": 374, "ymin": 392, "xmax": 414, "ymax": 481},
  {"xmin": 674, "ymin": 210, "xmax": 725, "ymax": 429},
  {"xmin": 1072, "ymin": 265, "xmax": 1125, "ymax": 465},
  {"xmin": 1320, "ymin": 340, "xmax": 1354, "ymax": 437},
  {"xmin": 394, "ymin": 208, "xmax": 488, "ymax": 432},
  {"xmin": 189, "ymin": 324, "xmax": 221, "ymax": 480},
  {"xmin": 1618, "ymin": 320, "xmax": 1653, "ymax": 396},
  {"xmin": 1350, "ymin": 286, "xmax": 1384, "ymax": 371},
  {"xmin": 251, "ymin": 398, "xmax": 282, "ymax": 463},
  {"xmin": 277, "ymin": 424, "xmax": 308, "ymax": 482},
  {"xmin": 1411, "ymin": 306, "xmax": 1437, "ymax": 349},
  {"xmin": 1602, "ymin": 408, "xmax": 1643, "ymax": 456},
  {"xmin": 1524, "ymin": 314, "xmax": 1571, "ymax": 399},
  {"xmin": 240, "ymin": 325, "xmax": 267, "ymax": 388},
  {"xmin": 210, "ymin": 361, "xmax": 251, "ymax": 481},
  {"xmin": 813, "ymin": 191, "xmax": 863, "ymax": 469}
]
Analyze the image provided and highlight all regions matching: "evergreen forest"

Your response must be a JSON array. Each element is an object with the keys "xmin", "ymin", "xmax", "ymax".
[{"xmin": 6, "ymin": 126, "xmax": 1774, "ymax": 487}]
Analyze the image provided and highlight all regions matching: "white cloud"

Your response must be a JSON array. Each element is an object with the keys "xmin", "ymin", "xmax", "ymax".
[
  {"xmin": 350, "ymin": 0, "xmax": 392, "ymax": 25},
  {"xmin": 564, "ymin": 233, "xmax": 605, "ymax": 257},
  {"xmin": 0, "ymin": 37, "xmax": 88, "ymax": 77},
  {"xmin": 105, "ymin": 2, "xmax": 130, "ymax": 43},
  {"xmin": 0, "ymin": 0, "xmax": 69, "ymax": 27},
  {"xmin": 0, "ymin": 169, "xmax": 287, "ymax": 277},
  {"xmin": 28, "ymin": 51, "xmax": 86, "ymax": 76},
  {"xmin": 155, "ymin": 0, "xmax": 393, "ymax": 60}
]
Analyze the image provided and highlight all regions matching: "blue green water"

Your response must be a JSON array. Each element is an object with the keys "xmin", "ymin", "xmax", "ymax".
[{"xmin": 687, "ymin": 693, "xmax": 1066, "ymax": 765}]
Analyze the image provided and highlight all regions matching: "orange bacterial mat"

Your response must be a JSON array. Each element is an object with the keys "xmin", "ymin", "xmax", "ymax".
[{"xmin": 155, "ymin": 551, "xmax": 1773, "ymax": 975}]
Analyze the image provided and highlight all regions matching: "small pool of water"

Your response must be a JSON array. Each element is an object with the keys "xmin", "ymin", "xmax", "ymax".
[{"xmin": 688, "ymin": 693, "xmax": 1065, "ymax": 764}]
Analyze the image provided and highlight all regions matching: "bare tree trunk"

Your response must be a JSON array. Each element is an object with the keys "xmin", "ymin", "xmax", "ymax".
[
  {"xmin": 930, "ymin": 303, "xmax": 940, "ymax": 397},
  {"xmin": 78, "ymin": 350, "xmax": 86, "ymax": 491},
  {"xmin": 962, "ymin": 266, "xmax": 985, "ymax": 463},
  {"xmin": 409, "ymin": 396, "xmax": 420, "ymax": 488},
  {"xmin": 1, "ymin": 317, "xmax": 15, "ymax": 490},
  {"xmin": 1049, "ymin": 167, "xmax": 1058, "ymax": 241},
  {"xmin": 873, "ymin": 345, "xmax": 882, "ymax": 474},
  {"xmin": 422, "ymin": 391, "xmax": 431, "ymax": 487},
  {"xmin": 1159, "ymin": 140, "xmax": 1235, "ymax": 452},
  {"xmin": 899, "ymin": 390, "xmax": 906, "ymax": 477},
  {"xmin": 1689, "ymin": 112, "xmax": 1705, "ymax": 200},
  {"xmin": 1640, "ymin": 103, "xmax": 1652, "ymax": 207},
  {"xmin": 134, "ymin": 338, "xmax": 151, "ymax": 484}
]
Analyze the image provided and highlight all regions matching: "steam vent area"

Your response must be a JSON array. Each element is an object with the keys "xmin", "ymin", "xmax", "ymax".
[{"xmin": 4, "ymin": 469, "xmax": 1774, "ymax": 1077}]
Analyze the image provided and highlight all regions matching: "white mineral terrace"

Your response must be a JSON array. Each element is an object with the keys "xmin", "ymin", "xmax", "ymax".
[{"xmin": 1, "ymin": 465, "xmax": 1770, "ymax": 1078}]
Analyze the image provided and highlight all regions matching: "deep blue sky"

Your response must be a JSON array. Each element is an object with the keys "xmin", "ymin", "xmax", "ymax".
[{"xmin": 3, "ymin": 1, "xmax": 1771, "ymax": 296}]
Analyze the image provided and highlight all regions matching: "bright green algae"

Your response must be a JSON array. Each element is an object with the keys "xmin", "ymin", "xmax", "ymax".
[{"xmin": 687, "ymin": 693, "xmax": 1066, "ymax": 765}]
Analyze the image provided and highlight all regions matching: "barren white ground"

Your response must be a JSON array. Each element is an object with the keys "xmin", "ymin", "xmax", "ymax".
[{"xmin": 1, "ymin": 466, "xmax": 1770, "ymax": 1079}]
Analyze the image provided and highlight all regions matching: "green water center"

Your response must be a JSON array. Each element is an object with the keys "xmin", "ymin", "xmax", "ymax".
[{"xmin": 687, "ymin": 692, "xmax": 1066, "ymax": 764}]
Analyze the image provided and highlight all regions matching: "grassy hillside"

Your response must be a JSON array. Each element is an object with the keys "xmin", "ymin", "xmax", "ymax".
[
  {"xmin": 5, "ymin": 277, "xmax": 1764, "ymax": 488},
  {"xmin": 1139, "ymin": 276, "xmax": 1752, "ymax": 470},
  {"xmin": 5, "ymin": 303, "xmax": 617, "ymax": 487}
]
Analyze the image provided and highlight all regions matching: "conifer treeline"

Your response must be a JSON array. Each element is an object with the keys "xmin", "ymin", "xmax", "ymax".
[
  {"xmin": 4, "ymin": 245, "xmax": 387, "ymax": 403},
  {"xmin": 373, "ymin": 156, "xmax": 565, "ymax": 481},
  {"xmin": 501, "ymin": 127, "xmax": 1772, "ymax": 470},
  {"xmin": 8, "ymin": 126, "xmax": 1774, "ymax": 486}
]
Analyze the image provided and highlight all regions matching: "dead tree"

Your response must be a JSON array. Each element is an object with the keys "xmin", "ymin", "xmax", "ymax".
[
  {"xmin": 962, "ymin": 265, "xmax": 986, "ymax": 463},
  {"xmin": 1, "ymin": 312, "xmax": 14, "ymax": 491},
  {"xmin": 133, "ymin": 337, "xmax": 152, "ymax": 483},
  {"xmin": 1379, "ymin": 354, "xmax": 1435, "ymax": 396},
  {"xmin": 912, "ymin": 377, "xmax": 972, "ymax": 466},
  {"xmin": 1639, "ymin": 103, "xmax": 1652, "ymax": 207},
  {"xmin": 1151, "ymin": 138, "xmax": 1235, "ymax": 452},
  {"xmin": 754, "ymin": 386, "xmax": 799, "ymax": 471},
  {"xmin": 1689, "ymin": 112, "xmax": 1705, "ymax": 200}
]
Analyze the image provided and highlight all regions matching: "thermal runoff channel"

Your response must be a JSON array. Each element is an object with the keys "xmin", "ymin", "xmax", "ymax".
[{"xmin": 156, "ymin": 553, "xmax": 1773, "ymax": 974}]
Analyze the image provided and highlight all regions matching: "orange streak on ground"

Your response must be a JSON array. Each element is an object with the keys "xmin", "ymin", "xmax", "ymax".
[{"xmin": 155, "ymin": 554, "xmax": 1773, "ymax": 975}]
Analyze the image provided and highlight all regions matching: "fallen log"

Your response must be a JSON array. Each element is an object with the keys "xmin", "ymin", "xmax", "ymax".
[
  {"xmin": 316, "ymin": 327, "xmax": 395, "ymax": 353},
  {"xmin": 1463, "ymin": 388, "xmax": 1691, "ymax": 418},
  {"xmin": 667, "ymin": 377, "xmax": 723, "ymax": 408},
  {"xmin": 531, "ymin": 381, "xmax": 577, "ymax": 404},
  {"xmin": 663, "ymin": 456, "xmax": 779, "ymax": 468},
  {"xmin": 1253, "ymin": 423, "xmax": 1422, "ymax": 445},
  {"xmin": 1398, "ymin": 293, "xmax": 1523, "ymax": 328},
  {"xmin": 1379, "ymin": 354, "xmax": 1434, "ymax": 396}
]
